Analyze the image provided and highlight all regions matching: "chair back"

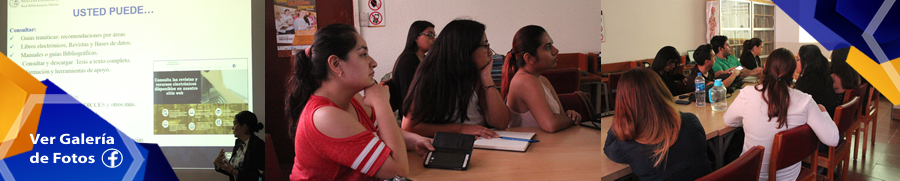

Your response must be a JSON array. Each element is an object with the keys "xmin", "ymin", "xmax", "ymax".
[
  {"xmin": 834, "ymin": 97, "xmax": 860, "ymax": 134},
  {"xmin": 769, "ymin": 124, "xmax": 819, "ymax": 180},
  {"xmin": 866, "ymin": 87, "xmax": 880, "ymax": 117},
  {"xmin": 542, "ymin": 68, "xmax": 581, "ymax": 93},
  {"xmin": 265, "ymin": 134, "xmax": 285, "ymax": 181},
  {"xmin": 557, "ymin": 92, "xmax": 595, "ymax": 122},
  {"xmin": 696, "ymin": 145, "xmax": 765, "ymax": 181}
]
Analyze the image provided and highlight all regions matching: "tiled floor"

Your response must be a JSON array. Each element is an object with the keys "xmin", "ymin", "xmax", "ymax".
[{"xmin": 840, "ymin": 96, "xmax": 900, "ymax": 181}]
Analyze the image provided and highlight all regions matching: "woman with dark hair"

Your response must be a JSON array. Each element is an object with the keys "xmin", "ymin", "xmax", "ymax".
[
  {"xmin": 723, "ymin": 48, "xmax": 839, "ymax": 180},
  {"xmin": 389, "ymin": 21, "xmax": 435, "ymax": 110},
  {"xmin": 740, "ymin": 38, "xmax": 763, "ymax": 70},
  {"xmin": 214, "ymin": 111, "xmax": 265, "ymax": 181},
  {"xmin": 830, "ymin": 47, "xmax": 862, "ymax": 103},
  {"xmin": 501, "ymin": 25, "xmax": 581, "ymax": 133},
  {"xmin": 604, "ymin": 67, "xmax": 711, "ymax": 180},
  {"xmin": 401, "ymin": 19, "xmax": 509, "ymax": 138},
  {"xmin": 649, "ymin": 46, "xmax": 688, "ymax": 96},
  {"xmin": 286, "ymin": 24, "xmax": 434, "ymax": 180},
  {"xmin": 795, "ymin": 44, "xmax": 838, "ymax": 117}
]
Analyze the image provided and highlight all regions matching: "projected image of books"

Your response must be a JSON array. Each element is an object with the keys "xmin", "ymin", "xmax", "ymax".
[{"xmin": 154, "ymin": 104, "xmax": 248, "ymax": 134}]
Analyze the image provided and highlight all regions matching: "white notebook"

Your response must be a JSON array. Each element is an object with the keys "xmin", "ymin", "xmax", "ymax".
[{"xmin": 473, "ymin": 131, "xmax": 536, "ymax": 152}]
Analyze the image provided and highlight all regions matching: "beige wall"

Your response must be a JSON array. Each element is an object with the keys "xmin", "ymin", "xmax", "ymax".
[
  {"xmin": 600, "ymin": 1, "xmax": 835, "ymax": 65},
  {"xmin": 599, "ymin": 0, "xmax": 708, "ymax": 64},
  {"xmin": 358, "ymin": 0, "xmax": 602, "ymax": 78}
]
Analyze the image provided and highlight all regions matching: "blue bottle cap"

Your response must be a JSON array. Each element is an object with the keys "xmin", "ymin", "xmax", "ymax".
[
  {"xmin": 714, "ymin": 79, "xmax": 723, "ymax": 87},
  {"xmin": 697, "ymin": 72, "xmax": 702, "ymax": 76}
]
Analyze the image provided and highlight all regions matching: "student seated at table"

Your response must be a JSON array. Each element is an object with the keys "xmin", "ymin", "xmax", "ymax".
[
  {"xmin": 400, "ymin": 19, "xmax": 509, "ymax": 138},
  {"xmin": 649, "ymin": 46, "xmax": 689, "ymax": 96},
  {"xmin": 500, "ymin": 25, "xmax": 581, "ymax": 133},
  {"xmin": 604, "ymin": 67, "xmax": 711, "ymax": 180},
  {"xmin": 829, "ymin": 47, "xmax": 862, "ymax": 104},
  {"xmin": 684, "ymin": 44, "xmax": 741, "ymax": 92},
  {"xmin": 287, "ymin": 24, "xmax": 435, "ymax": 181},
  {"xmin": 795, "ymin": 44, "xmax": 838, "ymax": 118},
  {"xmin": 739, "ymin": 38, "xmax": 765, "ymax": 72},
  {"xmin": 723, "ymin": 48, "xmax": 839, "ymax": 181},
  {"xmin": 711, "ymin": 35, "xmax": 757, "ymax": 78},
  {"xmin": 389, "ymin": 20, "xmax": 435, "ymax": 110}
]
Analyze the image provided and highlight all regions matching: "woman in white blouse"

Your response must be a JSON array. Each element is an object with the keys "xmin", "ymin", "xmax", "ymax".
[{"xmin": 723, "ymin": 48, "xmax": 839, "ymax": 181}]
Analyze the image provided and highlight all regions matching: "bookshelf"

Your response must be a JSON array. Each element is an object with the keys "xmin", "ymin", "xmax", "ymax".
[{"xmin": 717, "ymin": 0, "xmax": 775, "ymax": 58}]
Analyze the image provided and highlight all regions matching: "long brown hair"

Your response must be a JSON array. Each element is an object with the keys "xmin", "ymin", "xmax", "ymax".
[
  {"xmin": 501, "ymin": 25, "xmax": 547, "ymax": 99},
  {"xmin": 755, "ymin": 48, "xmax": 796, "ymax": 129},
  {"xmin": 612, "ymin": 67, "xmax": 681, "ymax": 167}
]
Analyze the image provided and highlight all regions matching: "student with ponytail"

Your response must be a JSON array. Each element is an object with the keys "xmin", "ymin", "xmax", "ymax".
[
  {"xmin": 604, "ymin": 67, "xmax": 711, "ymax": 180},
  {"xmin": 501, "ymin": 25, "xmax": 581, "ymax": 132},
  {"xmin": 739, "ymin": 38, "xmax": 764, "ymax": 76},
  {"xmin": 723, "ymin": 48, "xmax": 839, "ymax": 180},
  {"xmin": 400, "ymin": 19, "xmax": 509, "ymax": 138},
  {"xmin": 286, "ymin": 24, "xmax": 434, "ymax": 180},
  {"xmin": 214, "ymin": 111, "xmax": 264, "ymax": 181}
]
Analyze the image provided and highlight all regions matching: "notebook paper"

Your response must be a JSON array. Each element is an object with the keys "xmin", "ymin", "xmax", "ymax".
[{"xmin": 473, "ymin": 131, "xmax": 536, "ymax": 152}]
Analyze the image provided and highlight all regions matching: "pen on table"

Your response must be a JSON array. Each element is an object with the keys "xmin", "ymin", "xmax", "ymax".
[{"xmin": 499, "ymin": 137, "xmax": 540, "ymax": 143}]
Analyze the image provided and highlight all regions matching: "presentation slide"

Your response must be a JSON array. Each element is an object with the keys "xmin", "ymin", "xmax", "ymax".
[{"xmin": 5, "ymin": 0, "xmax": 253, "ymax": 147}]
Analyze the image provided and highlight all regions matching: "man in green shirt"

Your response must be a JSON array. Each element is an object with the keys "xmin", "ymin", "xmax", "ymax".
[{"xmin": 710, "ymin": 35, "xmax": 759, "ymax": 78}]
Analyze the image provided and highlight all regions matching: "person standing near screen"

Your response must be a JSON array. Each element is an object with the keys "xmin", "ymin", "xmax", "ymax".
[
  {"xmin": 287, "ymin": 24, "xmax": 434, "ymax": 180},
  {"xmin": 214, "ymin": 111, "xmax": 264, "ymax": 181},
  {"xmin": 501, "ymin": 25, "xmax": 581, "ymax": 132},
  {"xmin": 389, "ymin": 20, "xmax": 435, "ymax": 110},
  {"xmin": 400, "ymin": 19, "xmax": 510, "ymax": 138}
]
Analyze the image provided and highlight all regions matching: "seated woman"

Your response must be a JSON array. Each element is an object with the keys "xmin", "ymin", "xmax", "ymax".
[
  {"xmin": 829, "ymin": 47, "xmax": 862, "ymax": 104},
  {"xmin": 795, "ymin": 44, "xmax": 838, "ymax": 117},
  {"xmin": 214, "ymin": 111, "xmax": 264, "ymax": 181},
  {"xmin": 723, "ymin": 48, "xmax": 839, "ymax": 180},
  {"xmin": 288, "ymin": 24, "xmax": 435, "ymax": 180},
  {"xmin": 400, "ymin": 19, "xmax": 509, "ymax": 138},
  {"xmin": 604, "ymin": 67, "xmax": 711, "ymax": 180},
  {"xmin": 649, "ymin": 46, "xmax": 688, "ymax": 96},
  {"xmin": 501, "ymin": 25, "xmax": 581, "ymax": 133},
  {"xmin": 389, "ymin": 21, "xmax": 435, "ymax": 110},
  {"xmin": 740, "ymin": 38, "xmax": 764, "ymax": 71}
]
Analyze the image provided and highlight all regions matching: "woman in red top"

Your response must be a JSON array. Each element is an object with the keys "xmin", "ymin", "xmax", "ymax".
[{"xmin": 285, "ymin": 24, "xmax": 434, "ymax": 180}]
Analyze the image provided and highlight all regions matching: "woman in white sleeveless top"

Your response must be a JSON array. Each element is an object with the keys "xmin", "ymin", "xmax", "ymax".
[{"xmin": 501, "ymin": 25, "xmax": 581, "ymax": 133}]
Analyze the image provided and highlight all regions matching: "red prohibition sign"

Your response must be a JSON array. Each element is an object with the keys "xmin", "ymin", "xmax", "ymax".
[
  {"xmin": 369, "ymin": 12, "xmax": 383, "ymax": 25},
  {"xmin": 368, "ymin": 0, "xmax": 382, "ymax": 11}
]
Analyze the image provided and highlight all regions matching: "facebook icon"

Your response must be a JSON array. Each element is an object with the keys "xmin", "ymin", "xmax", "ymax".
[{"xmin": 101, "ymin": 148, "xmax": 124, "ymax": 168}]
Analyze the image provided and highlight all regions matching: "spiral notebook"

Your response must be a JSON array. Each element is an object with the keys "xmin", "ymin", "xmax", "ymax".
[{"xmin": 473, "ymin": 131, "xmax": 536, "ymax": 152}]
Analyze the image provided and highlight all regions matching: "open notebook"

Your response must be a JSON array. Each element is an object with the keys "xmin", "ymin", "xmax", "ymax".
[{"xmin": 473, "ymin": 131, "xmax": 536, "ymax": 152}]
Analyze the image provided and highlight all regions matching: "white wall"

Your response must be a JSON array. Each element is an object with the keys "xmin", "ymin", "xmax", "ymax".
[
  {"xmin": 358, "ymin": 0, "xmax": 602, "ymax": 78},
  {"xmin": 599, "ymin": 0, "xmax": 708, "ymax": 64}
]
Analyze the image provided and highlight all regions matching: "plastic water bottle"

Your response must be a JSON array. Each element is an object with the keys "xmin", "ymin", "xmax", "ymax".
[
  {"xmin": 694, "ymin": 73, "xmax": 706, "ymax": 107},
  {"xmin": 710, "ymin": 79, "xmax": 728, "ymax": 111}
]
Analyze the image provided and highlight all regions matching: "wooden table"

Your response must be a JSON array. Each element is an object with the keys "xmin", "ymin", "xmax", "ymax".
[
  {"xmin": 599, "ymin": 89, "xmax": 743, "ymax": 181},
  {"xmin": 407, "ymin": 126, "xmax": 605, "ymax": 180}
]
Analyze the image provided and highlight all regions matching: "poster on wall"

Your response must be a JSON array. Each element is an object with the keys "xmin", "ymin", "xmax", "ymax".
[
  {"xmin": 600, "ymin": 10, "xmax": 605, "ymax": 43},
  {"xmin": 275, "ymin": 0, "xmax": 318, "ymax": 57},
  {"xmin": 706, "ymin": 1, "xmax": 719, "ymax": 43}
]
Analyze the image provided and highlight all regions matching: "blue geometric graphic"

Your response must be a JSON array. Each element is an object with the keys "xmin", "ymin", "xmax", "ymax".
[
  {"xmin": 776, "ymin": 0, "xmax": 900, "ymax": 64},
  {"xmin": 0, "ymin": 80, "xmax": 171, "ymax": 181}
]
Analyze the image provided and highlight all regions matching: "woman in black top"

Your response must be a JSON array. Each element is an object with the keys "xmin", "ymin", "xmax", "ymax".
[
  {"xmin": 604, "ymin": 68, "xmax": 711, "ymax": 180},
  {"xmin": 740, "ymin": 38, "xmax": 763, "ymax": 70},
  {"xmin": 830, "ymin": 47, "xmax": 863, "ymax": 104},
  {"xmin": 649, "ymin": 46, "xmax": 687, "ymax": 96},
  {"xmin": 389, "ymin": 21, "xmax": 435, "ymax": 110},
  {"xmin": 795, "ymin": 44, "xmax": 838, "ymax": 117},
  {"xmin": 214, "ymin": 111, "xmax": 264, "ymax": 181}
]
